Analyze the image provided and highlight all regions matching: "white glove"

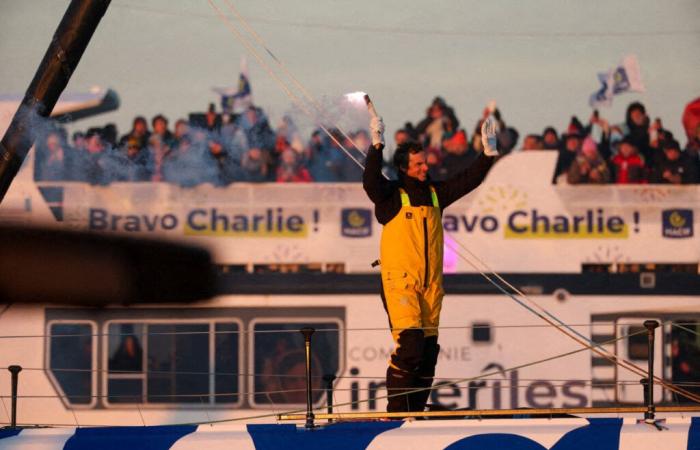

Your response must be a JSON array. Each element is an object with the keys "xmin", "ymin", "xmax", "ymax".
[
  {"xmin": 481, "ymin": 117, "xmax": 499, "ymax": 156},
  {"xmin": 370, "ymin": 116, "xmax": 385, "ymax": 148}
]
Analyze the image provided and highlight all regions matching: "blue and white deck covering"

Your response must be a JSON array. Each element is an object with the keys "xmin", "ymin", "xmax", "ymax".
[{"xmin": 1, "ymin": 417, "xmax": 699, "ymax": 450}]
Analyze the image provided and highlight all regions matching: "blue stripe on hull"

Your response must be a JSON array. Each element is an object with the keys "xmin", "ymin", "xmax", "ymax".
[{"xmin": 63, "ymin": 425, "xmax": 196, "ymax": 450}]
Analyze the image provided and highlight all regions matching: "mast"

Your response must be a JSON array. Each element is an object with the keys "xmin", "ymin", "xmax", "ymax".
[{"xmin": 0, "ymin": 0, "xmax": 111, "ymax": 202}]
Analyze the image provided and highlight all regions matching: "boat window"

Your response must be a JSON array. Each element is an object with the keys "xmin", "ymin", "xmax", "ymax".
[
  {"xmin": 251, "ymin": 321, "xmax": 340, "ymax": 406},
  {"xmin": 48, "ymin": 322, "xmax": 94, "ymax": 405},
  {"xmin": 671, "ymin": 320, "xmax": 700, "ymax": 403},
  {"xmin": 626, "ymin": 325, "xmax": 648, "ymax": 360},
  {"xmin": 107, "ymin": 323, "xmax": 145, "ymax": 404},
  {"xmin": 106, "ymin": 321, "xmax": 240, "ymax": 405},
  {"xmin": 472, "ymin": 322, "xmax": 492, "ymax": 343},
  {"xmin": 215, "ymin": 323, "xmax": 240, "ymax": 403}
]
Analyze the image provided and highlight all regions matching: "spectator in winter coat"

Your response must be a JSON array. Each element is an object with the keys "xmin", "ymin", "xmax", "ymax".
[
  {"xmin": 36, "ymin": 131, "xmax": 68, "ymax": 181},
  {"xmin": 567, "ymin": 137, "xmax": 610, "ymax": 184},
  {"xmin": 437, "ymin": 129, "xmax": 473, "ymax": 180},
  {"xmin": 624, "ymin": 102, "xmax": 652, "ymax": 167},
  {"xmin": 118, "ymin": 116, "xmax": 150, "ymax": 151},
  {"xmin": 684, "ymin": 124, "xmax": 700, "ymax": 180},
  {"xmin": 206, "ymin": 139, "xmax": 240, "ymax": 186},
  {"xmin": 650, "ymin": 139, "xmax": 699, "ymax": 184},
  {"xmin": 610, "ymin": 137, "xmax": 646, "ymax": 184},
  {"xmin": 553, "ymin": 132, "xmax": 582, "ymax": 183},
  {"xmin": 240, "ymin": 147, "xmax": 270, "ymax": 182},
  {"xmin": 276, "ymin": 149, "xmax": 312, "ymax": 182}
]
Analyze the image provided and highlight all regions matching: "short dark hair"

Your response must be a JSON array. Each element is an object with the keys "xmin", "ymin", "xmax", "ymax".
[
  {"xmin": 662, "ymin": 139, "xmax": 681, "ymax": 152},
  {"xmin": 393, "ymin": 140, "xmax": 424, "ymax": 171},
  {"xmin": 152, "ymin": 114, "xmax": 168, "ymax": 126}
]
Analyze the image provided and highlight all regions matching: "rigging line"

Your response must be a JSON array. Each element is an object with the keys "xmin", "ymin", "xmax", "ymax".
[
  {"xmin": 673, "ymin": 322, "xmax": 700, "ymax": 337},
  {"xmin": 221, "ymin": 0, "xmax": 365, "ymax": 156},
  {"xmin": 444, "ymin": 238, "xmax": 700, "ymax": 403},
  {"xmin": 206, "ymin": 0, "xmax": 700, "ymax": 404},
  {"xmin": 13, "ymin": 380, "xmax": 700, "ymax": 401},
  {"xmin": 206, "ymin": 0, "xmax": 367, "ymax": 172},
  {"xmin": 206, "ymin": 1, "xmax": 627, "ymax": 367},
  {"xmin": 33, "ymin": 328, "xmax": 640, "ymax": 428},
  {"xmin": 203, "ymin": 327, "xmax": 654, "ymax": 421},
  {"xmin": 111, "ymin": 4, "xmax": 700, "ymax": 39},
  {"xmin": 1, "ymin": 322, "xmax": 630, "ymax": 339},
  {"xmin": 444, "ymin": 239, "xmax": 700, "ymax": 404}
]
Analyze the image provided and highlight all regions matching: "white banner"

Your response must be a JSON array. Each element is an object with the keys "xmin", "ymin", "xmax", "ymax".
[{"xmin": 8, "ymin": 152, "xmax": 699, "ymax": 273}]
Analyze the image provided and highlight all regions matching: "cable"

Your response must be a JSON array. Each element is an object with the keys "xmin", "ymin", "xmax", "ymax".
[
  {"xmin": 110, "ymin": 3, "xmax": 700, "ymax": 39},
  {"xmin": 206, "ymin": 0, "xmax": 367, "ymax": 172},
  {"xmin": 444, "ymin": 237, "xmax": 700, "ymax": 403},
  {"xmin": 0, "ymin": 321, "xmax": 640, "ymax": 340}
]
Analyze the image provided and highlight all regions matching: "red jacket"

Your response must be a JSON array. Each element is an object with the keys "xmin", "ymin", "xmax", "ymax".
[{"xmin": 611, "ymin": 153, "xmax": 646, "ymax": 184}]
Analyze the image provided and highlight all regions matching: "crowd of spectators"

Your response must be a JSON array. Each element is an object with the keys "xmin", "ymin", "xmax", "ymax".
[{"xmin": 34, "ymin": 98, "xmax": 700, "ymax": 186}]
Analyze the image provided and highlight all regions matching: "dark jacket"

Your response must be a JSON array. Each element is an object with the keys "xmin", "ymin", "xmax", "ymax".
[
  {"xmin": 362, "ymin": 146, "xmax": 494, "ymax": 224},
  {"xmin": 651, "ymin": 154, "xmax": 699, "ymax": 184}
]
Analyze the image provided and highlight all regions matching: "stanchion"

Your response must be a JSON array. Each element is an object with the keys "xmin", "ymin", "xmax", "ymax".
[
  {"xmin": 8, "ymin": 365, "xmax": 22, "ymax": 429},
  {"xmin": 640, "ymin": 378, "xmax": 649, "ymax": 406},
  {"xmin": 323, "ymin": 374, "xmax": 336, "ymax": 423},
  {"xmin": 643, "ymin": 320, "xmax": 659, "ymax": 423},
  {"xmin": 300, "ymin": 327, "xmax": 316, "ymax": 429}
]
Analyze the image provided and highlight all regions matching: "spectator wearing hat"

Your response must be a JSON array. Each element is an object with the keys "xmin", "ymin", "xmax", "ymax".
[
  {"xmin": 100, "ymin": 136, "xmax": 152, "ymax": 183},
  {"xmin": 567, "ymin": 137, "xmax": 610, "ymax": 184},
  {"xmin": 651, "ymin": 139, "xmax": 699, "ymax": 184},
  {"xmin": 437, "ymin": 129, "xmax": 472, "ymax": 180},
  {"xmin": 610, "ymin": 137, "xmax": 646, "ymax": 184}
]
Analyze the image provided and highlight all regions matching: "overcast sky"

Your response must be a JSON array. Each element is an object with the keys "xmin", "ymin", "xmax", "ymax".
[{"xmin": 1, "ymin": 0, "xmax": 699, "ymax": 143}]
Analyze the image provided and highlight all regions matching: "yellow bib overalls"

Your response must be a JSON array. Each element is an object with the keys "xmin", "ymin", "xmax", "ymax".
[{"xmin": 380, "ymin": 186, "xmax": 443, "ymax": 412}]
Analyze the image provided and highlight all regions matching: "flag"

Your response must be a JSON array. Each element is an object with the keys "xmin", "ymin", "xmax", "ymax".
[
  {"xmin": 212, "ymin": 57, "xmax": 253, "ymax": 114},
  {"xmin": 589, "ymin": 55, "xmax": 645, "ymax": 108}
]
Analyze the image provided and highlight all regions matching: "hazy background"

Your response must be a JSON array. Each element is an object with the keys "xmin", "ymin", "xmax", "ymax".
[{"xmin": 1, "ymin": 0, "xmax": 699, "ymax": 143}]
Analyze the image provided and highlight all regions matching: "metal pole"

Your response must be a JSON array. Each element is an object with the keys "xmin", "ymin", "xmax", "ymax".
[
  {"xmin": 8, "ymin": 365, "xmax": 22, "ymax": 428},
  {"xmin": 640, "ymin": 378, "xmax": 649, "ymax": 406},
  {"xmin": 323, "ymin": 374, "xmax": 336, "ymax": 423},
  {"xmin": 300, "ymin": 327, "xmax": 315, "ymax": 429},
  {"xmin": 0, "ymin": 0, "xmax": 112, "ymax": 201},
  {"xmin": 643, "ymin": 320, "xmax": 659, "ymax": 423}
]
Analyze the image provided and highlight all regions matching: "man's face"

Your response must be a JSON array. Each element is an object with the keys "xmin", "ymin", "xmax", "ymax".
[
  {"xmin": 619, "ymin": 142, "xmax": 635, "ymax": 158},
  {"xmin": 405, "ymin": 151, "xmax": 428, "ymax": 182},
  {"xmin": 665, "ymin": 148, "xmax": 680, "ymax": 161},
  {"xmin": 394, "ymin": 130, "xmax": 409, "ymax": 146},
  {"xmin": 153, "ymin": 119, "xmax": 167, "ymax": 135},
  {"xmin": 630, "ymin": 108, "xmax": 646, "ymax": 127}
]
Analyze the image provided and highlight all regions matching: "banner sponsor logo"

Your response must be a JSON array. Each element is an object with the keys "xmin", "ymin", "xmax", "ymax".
[
  {"xmin": 341, "ymin": 208, "xmax": 372, "ymax": 238},
  {"xmin": 662, "ymin": 209, "xmax": 693, "ymax": 238}
]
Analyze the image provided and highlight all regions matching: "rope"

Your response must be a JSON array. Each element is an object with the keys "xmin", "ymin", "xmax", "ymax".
[
  {"xmin": 0, "ymin": 321, "xmax": 644, "ymax": 340},
  {"xmin": 205, "ymin": 0, "xmax": 367, "ymax": 171},
  {"xmin": 192, "ymin": 0, "xmax": 700, "ymax": 406}
]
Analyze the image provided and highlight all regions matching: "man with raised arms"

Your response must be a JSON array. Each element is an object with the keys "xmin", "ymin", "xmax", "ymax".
[{"xmin": 362, "ymin": 113, "xmax": 498, "ymax": 413}]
